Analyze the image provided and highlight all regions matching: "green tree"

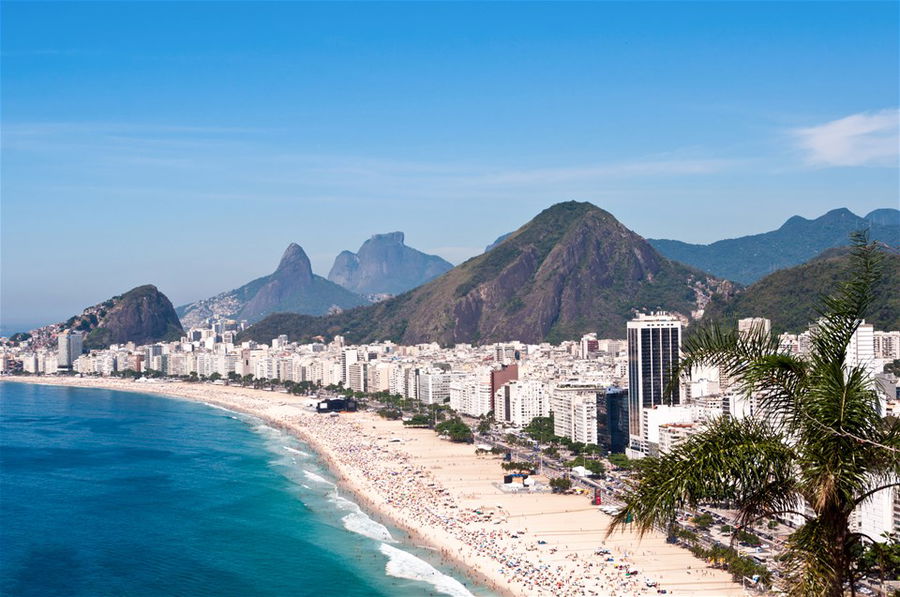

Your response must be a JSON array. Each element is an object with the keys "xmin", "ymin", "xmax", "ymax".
[
  {"xmin": 523, "ymin": 416, "xmax": 555, "ymax": 443},
  {"xmin": 549, "ymin": 477, "xmax": 572, "ymax": 493},
  {"xmin": 435, "ymin": 418, "xmax": 473, "ymax": 443},
  {"xmin": 691, "ymin": 513, "xmax": 714, "ymax": 530},
  {"xmin": 607, "ymin": 453, "xmax": 636, "ymax": 470},
  {"xmin": 501, "ymin": 461, "xmax": 535, "ymax": 473},
  {"xmin": 565, "ymin": 455, "xmax": 605, "ymax": 476},
  {"xmin": 403, "ymin": 414, "xmax": 432, "ymax": 427},
  {"xmin": 477, "ymin": 417, "xmax": 493, "ymax": 434},
  {"xmin": 852, "ymin": 535, "xmax": 900, "ymax": 588},
  {"xmin": 609, "ymin": 236, "xmax": 900, "ymax": 597}
]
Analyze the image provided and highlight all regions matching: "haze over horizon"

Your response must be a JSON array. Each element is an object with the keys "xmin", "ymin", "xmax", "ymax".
[{"xmin": 2, "ymin": 2, "xmax": 898, "ymax": 329}]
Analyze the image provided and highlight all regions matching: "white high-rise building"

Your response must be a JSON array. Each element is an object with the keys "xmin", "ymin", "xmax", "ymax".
[
  {"xmin": 418, "ymin": 370, "xmax": 451, "ymax": 405},
  {"xmin": 494, "ymin": 380, "xmax": 550, "ymax": 427},
  {"xmin": 874, "ymin": 331, "xmax": 900, "ymax": 360},
  {"xmin": 348, "ymin": 361, "xmax": 367, "ymax": 393},
  {"xmin": 57, "ymin": 330, "xmax": 84, "ymax": 369},
  {"xmin": 341, "ymin": 347, "xmax": 359, "ymax": 386},
  {"xmin": 847, "ymin": 321, "xmax": 876, "ymax": 378},
  {"xmin": 852, "ymin": 481, "xmax": 899, "ymax": 541},
  {"xmin": 551, "ymin": 385, "xmax": 598, "ymax": 445},
  {"xmin": 627, "ymin": 313, "xmax": 682, "ymax": 452},
  {"xmin": 449, "ymin": 373, "xmax": 492, "ymax": 417}
]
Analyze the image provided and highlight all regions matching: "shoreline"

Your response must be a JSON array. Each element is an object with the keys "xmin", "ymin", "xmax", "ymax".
[
  {"xmin": 1, "ymin": 376, "xmax": 747, "ymax": 596},
  {"xmin": 1, "ymin": 377, "xmax": 510, "ymax": 596}
]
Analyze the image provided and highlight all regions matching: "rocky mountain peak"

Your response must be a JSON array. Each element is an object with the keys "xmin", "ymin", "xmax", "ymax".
[
  {"xmin": 277, "ymin": 243, "xmax": 312, "ymax": 275},
  {"xmin": 246, "ymin": 201, "xmax": 728, "ymax": 345},
  {"xmin": 328, "ymin": 231, "xmax": 453, "ymax": 296}
]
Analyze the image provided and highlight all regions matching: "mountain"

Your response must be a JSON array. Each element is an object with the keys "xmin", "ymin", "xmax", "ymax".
[
  {"xmin": 485, "ymin": 232, "xmax": 512, "ymax": 253},
  {"xmin": 648, "ymin": 208, "xmax": 899, "ymax": 284},
  {"xmin": 177, "ymin": 244, "xmax": 368, "ymax": 327},
  {"xmin": 327, "ymin": 232, "xmax": 453, "ymax": 296},
  {"xmin": 700, "ymin": 247, "xmax": 900, "ymax": 334},
  {"xmin": 240, "ymin": 202, "xmax": 735, "ymax": 345},
  {"xmin": 26, "ymin": 285, "xmax": 185, "ymax": 350}
]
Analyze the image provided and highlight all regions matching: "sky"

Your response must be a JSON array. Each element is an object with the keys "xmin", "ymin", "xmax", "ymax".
[{"xmin": 2, "ymin": 1, "xmax": 898, "ymax": 331}]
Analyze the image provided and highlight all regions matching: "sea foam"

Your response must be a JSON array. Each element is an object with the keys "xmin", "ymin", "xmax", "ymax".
[
  {"xmin": 303, "ymin": 469, "xmax": 334, "ymax": 486},
  {"xmin": 282, "ymin": 446, "xmax": 310, "ymax": 457},
  {"xmin": 343, "ymin": 511, "xmax": 396, "ymax": 543},
  {"xmin": 379, "ymin": 543, "xmax": 475, "ymax": 597}
]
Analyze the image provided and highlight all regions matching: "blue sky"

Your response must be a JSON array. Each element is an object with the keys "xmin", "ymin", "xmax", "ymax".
[{"xmin": 2, "ymin": 1, "xmax": 898, "ymax": 330}]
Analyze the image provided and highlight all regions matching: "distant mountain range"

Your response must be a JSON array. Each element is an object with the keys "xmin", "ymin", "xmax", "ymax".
[
  {"xmin": 176, "ymin": 244, "xmax": 367, "ymax": 327},
  {"xmin": 327, "ymin": 232, "xmax": 453, "ymax": 296},
  {"xmin": 648, "ymin": 208, "xmax": 899, "ymax": 284},
  {"xmin": 15, "ymin": 285, "xmax": 184, "ymax": 350},
  {"xmin": 240, "ymin": 202, "xmax": 735, "ymax": 345},
  {"xmin": 701, "ymin": 247, "xmax": 900, "ymax": 334}
]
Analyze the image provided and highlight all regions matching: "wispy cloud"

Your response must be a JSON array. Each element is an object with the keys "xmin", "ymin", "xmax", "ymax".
[
  {"xmin": 792, "ymin": 108, "xmax": 899, "ymax": 167},
  {"xmin": 473, "ymin": 157, "xmax": 739, "ymax": 185}
]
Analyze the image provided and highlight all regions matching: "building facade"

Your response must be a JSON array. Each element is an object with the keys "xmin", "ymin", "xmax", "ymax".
[{"xmin": 626, "ymin": 313, "xmax": 682, "ymax": 451}]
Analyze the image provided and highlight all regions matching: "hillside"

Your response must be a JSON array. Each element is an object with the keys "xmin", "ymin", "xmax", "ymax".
[
  {"xmin": 177, "ymin": 243, "xmax": 368, "ymax": 327},
  {"xmin": 240, "ymin": 202, "xmax": 734, "ymax": 345},
  {"xmin": 649, "ymin": 208, "xmax": 899, "ymax": 284},
  {"xmin": 14, "ymin": 285, "xmax": 185, "ymax": 350},
  {"xmin": 700, "ymin": 248, "xmax": 900, "ymax": 334},
  {"xmin": 485, "ymin": 232, "xmax": 512, "ymax": 253},
  {"xmin": 327, "ymin": 232, "xmax": 453, "ymax": 296}
]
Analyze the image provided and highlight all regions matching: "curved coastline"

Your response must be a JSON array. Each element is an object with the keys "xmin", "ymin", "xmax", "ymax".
[
  {"xmin": 0, "ymin": 377, "xmax": 504, "ymax": 596},
  {"xmin": 1, "ymin": 377, "xmax": 746, "ymax": 596}
]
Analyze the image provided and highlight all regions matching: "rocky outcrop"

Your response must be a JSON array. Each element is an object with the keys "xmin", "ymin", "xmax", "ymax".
[
  {"xmin": 177, "ymin": 243, "xmax": 367, "ymax": 326},
  {"xmin": 55, "ymin": 285, "xmax": 185, "ymax": 349},
  {"xmin": 327, "ymin": 232, "xmax": 453, "ymax": 296},
  {"xmin": 241, "ymin": 202, "xmax": 734, "ymax": 345}
]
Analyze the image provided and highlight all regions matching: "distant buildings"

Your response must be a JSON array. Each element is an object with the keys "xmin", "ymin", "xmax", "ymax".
[
  {"xmin": 551, "ymin": 382, "xmax": 600, "ymax": 445},
  {"xmin": 57, "ymin": 330, "xmax": 83, "ymax": 370},
  {"xmin": 604, "ymin": 387, "xmax": 629, "ymax": 453},
  {"xmin": 449, "ymin": 370, "xmax": 492, "ymax": 417},
  {"xmin": 738, "ymin": 317, "xmax": 771, "ymax": 337},
  {"xmin": 874, "ymin": 330, "xmax": 900, "ymax": 361},
  {"xmin": 494, "ymin": 380, "xmax": 549, "ymax": 428}
]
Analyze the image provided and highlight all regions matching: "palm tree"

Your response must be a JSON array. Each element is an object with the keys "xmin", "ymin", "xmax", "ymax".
[{"xmin": 609, "ymin": 235, "xmax": 899, "ymax": 596}]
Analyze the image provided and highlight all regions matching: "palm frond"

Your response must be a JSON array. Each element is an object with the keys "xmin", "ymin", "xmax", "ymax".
[
  {"xmin": 608, "ymin": 417, "xmax": 796, "ymax": 537},
  {"xmin": 809, "ymin": 231, "xmax": 882, "ymax": 368}
]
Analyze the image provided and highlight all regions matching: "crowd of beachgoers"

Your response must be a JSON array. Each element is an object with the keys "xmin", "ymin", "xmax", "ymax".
[
  {"xmin": 298, "ymin": 414, "xmax": 703, "ymax": 596},
  {"xmin": 3, "ymin": 378, "xmax": 742, "ymax": 597}
]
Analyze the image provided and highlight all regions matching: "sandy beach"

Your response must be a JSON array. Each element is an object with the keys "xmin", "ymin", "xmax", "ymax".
[{"xmin": 1, "ymin": 377, "xmax": 746, "ymax": 597}]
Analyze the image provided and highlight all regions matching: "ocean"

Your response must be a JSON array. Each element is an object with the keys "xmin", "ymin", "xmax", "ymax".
[{"xmin": 0, "ymin": 382, "xmax": 487, "ymax": 597}]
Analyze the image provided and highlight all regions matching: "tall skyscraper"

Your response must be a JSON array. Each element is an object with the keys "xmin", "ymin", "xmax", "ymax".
[
  {"xmin": 627, "ymin": 313, "xmax": 682, "ymax": 452},
  {"xmin": 57, "ymin": 330, "xmax": 84, "ymax": 369}
]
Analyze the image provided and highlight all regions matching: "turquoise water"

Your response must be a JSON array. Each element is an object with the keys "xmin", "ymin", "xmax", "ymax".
[{"xmin": 0, "ymin": 382, "xmax": 485, "ymax": 596}]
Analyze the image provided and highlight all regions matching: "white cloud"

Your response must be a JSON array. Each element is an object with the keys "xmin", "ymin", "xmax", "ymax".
[{"xmin": 793, "ymin": 108, "xmax": 899, "ymax": 167}]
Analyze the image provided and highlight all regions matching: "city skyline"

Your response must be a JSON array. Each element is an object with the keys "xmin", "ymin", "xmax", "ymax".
[{"xmin": 2, "ymin": 2, "xmax": 898, "ymax": 329}]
